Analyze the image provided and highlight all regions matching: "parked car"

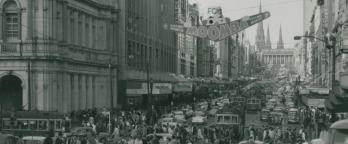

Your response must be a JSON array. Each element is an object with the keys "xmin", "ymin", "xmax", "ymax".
[
  {"xmin": 260, "ymin": 109, "xmax": 270, "ymax": 121},
  {"xmin": 160, "ymin": 117, "xmax": 177, "ymax": 126},
  {"xmin": 173, "ymin": 111, "xmax": 185, "ymax": 121}
]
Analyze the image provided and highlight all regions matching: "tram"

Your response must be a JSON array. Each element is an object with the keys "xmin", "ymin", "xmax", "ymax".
[
  {"xmin": 246, "ymin": 98, "xmax": 262, "ymax": 111},
  {"xmin": 230, "ymin": 97, "xmax": 245, "ymax": 105},
  {"xmin": 0, "ymin": 111, "xmax": 71, "ymax": 136},
  {"xmin": 208, "ymin": 106, "xmax": 243, "ymax": 142}
]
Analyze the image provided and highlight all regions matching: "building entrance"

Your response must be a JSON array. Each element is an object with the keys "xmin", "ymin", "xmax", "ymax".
[{"xmin": 0, "ymin": 75, "xmax": 22, "ymax": 111}]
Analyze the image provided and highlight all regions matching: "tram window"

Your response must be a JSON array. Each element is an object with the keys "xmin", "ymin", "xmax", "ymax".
[
  {"xmin": 19, "ymin": 120, "xmax": 29, "ymax": 130},
  {"xmin": 13, "ymin": 121, "xmax": 20, "ymax": 129},
  {"xmin": 49, "ymin": 120, "xmax": 55, "ymax": 130},
  {"xmin": 38, "ymin": 120, "xmax": 47, "ymax": 130},
  {"xmin": 3, "ymin": 120, "xmax": 11, "ymax": 129},
  {"xmin": 224, "ymin": 116, "xmax": 231, "ymax": 122},
  {"xmin": 29, "ymin": 120, "xmax": 37, "ymax": 130},
  {"xmin": 217, "ymin": 116, "xmax": 223, "ymax": 122},
  {"xmin": 56, "ymin": 120, "xmax": 62, "ymax": 129},
  {"xmin": 231, "ymin": 116, "xmax": 237, "ymax": 123}
]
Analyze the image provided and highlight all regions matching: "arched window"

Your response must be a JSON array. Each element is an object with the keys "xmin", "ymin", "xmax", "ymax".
[{"xmin": 3, "ymin": 0, "xmax": 19, "ymax": 40}]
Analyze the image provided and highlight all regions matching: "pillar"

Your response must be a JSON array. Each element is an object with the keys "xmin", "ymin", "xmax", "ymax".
[{"xmin": 81, "ymin": 75, "xmax": 86, "ymax": 109}]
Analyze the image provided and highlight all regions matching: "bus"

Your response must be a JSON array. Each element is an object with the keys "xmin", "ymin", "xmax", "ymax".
[
  {"xmin": 0, "ymin": 111, "xmax": 71, "ymax": 136},
  {"xmin": 246, "ymin": 98, "xmax": 262, "ymax": 112}
]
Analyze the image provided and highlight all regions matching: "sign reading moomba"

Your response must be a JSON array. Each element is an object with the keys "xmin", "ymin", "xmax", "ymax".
[{"xmin": 171, "ymin": 12, "xmax": 270, "ymax": 41}]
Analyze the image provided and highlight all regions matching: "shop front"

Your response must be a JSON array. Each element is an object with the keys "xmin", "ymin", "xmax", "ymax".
[
  {"xmin": 150, "ymin": 83, "xmax": 173, "ymax": 106},
  {"xmin": 173, "ymin": 82, "xmax": 193, "ymax": 104},
  {"xmin": 300, "ymin": 88, "xmax": 329, "ymax": 108},
  {"xmin": 125, "ymin": 82, "xmax": 148, "ymax": 108}
]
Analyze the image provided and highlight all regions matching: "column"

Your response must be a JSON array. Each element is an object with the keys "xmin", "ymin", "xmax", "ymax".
[
  {"xmin": 113, "ymin": 70, "xmax": 118, "ymax": 107},
  {"xmin": 57, "ymin": 72, "xmax": 63, "ymax": 112},
  {"xmin": 77, "ymin": 75, "xmax": 81, "ymax": 110},
  {"xmin": 37, "ymin": 72, "xmax": 44, "ymax": 110},
  {"xmin": 87, "ymin": 75, "xmax": 93, "ymax": 108},
  {"xmin": 63, "ymin": 72, "xmax": 71, "ymax": 112},
  {"xmin": 95, "ymin": 76, "xmax": 101, "ymax": 107},
  {"xmin": 81, "ymin": 75, "xmax": 86, "ymax": 109},
  {"xmin": 92, "ymin": 76, "xmax": 96, "ymax": 108}
]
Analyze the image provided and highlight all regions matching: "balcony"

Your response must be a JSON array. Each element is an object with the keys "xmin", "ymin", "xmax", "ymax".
[{"xmin": 0, "ymin": 43, "xmax": 19, "ymax": 55}]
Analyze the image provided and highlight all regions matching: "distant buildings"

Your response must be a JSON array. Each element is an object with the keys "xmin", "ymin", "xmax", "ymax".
[
  {"xmin": 255, "ymin": 2, "xmax": 295, "ymax": 75},
  {"xmin": 175, "ymin": 1, "xmax": 198, "ymax": 77},
  {"xmin": 117, "ymin": 0, "xmax": 177, "ymax": 107}
]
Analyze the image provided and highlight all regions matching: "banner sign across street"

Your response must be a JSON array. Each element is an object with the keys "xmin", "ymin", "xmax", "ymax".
[{"xmin": 167, "ymin": 11, "xmax": 270, "ymax": 41}]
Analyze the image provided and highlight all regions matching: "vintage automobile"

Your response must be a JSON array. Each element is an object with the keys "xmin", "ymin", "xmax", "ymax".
[
  {"xmin": 0, "ymin": 134, "xmax": 19, "ymax": 144},
  {"xmin": 323, "ymin": 119, "xmax": 348, "ymax": 144},
  {"xmin": 269, "ymin": 112, "xmax": 283, "ymax": 125},
  {"xmin": 173, "ymin": 111, "xmax": 185, "ymax": 121},
  {"xmin": 246, "ymin": 98, "xmax": 262, "ymax": 112},
  {"xmin": 260, "ymin": 109, "xmax": 270, "ymax": 121},
  {"xmin": 159, "ymin": 117, "xmax": 177, "ymax": 127},
  {"xmin": 230, "ymin": 97, "xmax": 245, "ymax": 105},
  {"xmin": 22, "ymin": 136, "xmax": 47, "ymax": 144},
  {"xmin": 287, "ymin": 108, "xmax": 300, "ymax": 124}
]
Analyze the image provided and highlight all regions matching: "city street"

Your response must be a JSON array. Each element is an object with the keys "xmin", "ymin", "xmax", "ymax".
[{"xmin": 1, "ymin": 0, "xmax": 348, "ymax": 144}]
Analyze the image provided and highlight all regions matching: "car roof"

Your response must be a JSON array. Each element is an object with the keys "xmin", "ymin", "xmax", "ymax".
[
  {"xmin": 22, "ymin": 136, "xmax": 45, "ymax": 140},
  {"xmin": 289, "ymin": 108, "xmax": 298, "ymax": 111},
  {"xmin": 330, "ymin": 119, "xmax": 348, "ymax": 129}
]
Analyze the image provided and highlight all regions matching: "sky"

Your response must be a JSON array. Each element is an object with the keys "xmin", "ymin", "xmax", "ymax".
[{"xmin": 189, "ymin": 0, "xmax": 303, "ymax": 49}]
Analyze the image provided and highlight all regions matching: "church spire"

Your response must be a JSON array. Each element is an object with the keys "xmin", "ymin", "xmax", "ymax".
[
  {"xmin": 277, "ymin": 25, "xmax": 284, "ymax": 49},
  {"xmin": 266, "ymin": 24, "xmax": 272, "ymax": 49},
  {"xmin": 255, "ymin": 0, "xmax": 265, "ymax": 51}
]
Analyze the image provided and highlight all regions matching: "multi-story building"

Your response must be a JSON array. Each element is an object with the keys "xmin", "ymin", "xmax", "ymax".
[
  {"xmin": 117, "ymin": 0, "xmax": 177, "ymax": 107},
  {"xmin": 176, "ymin": 2, "xmax": 198, "ymax": 77},
  {"xmin": 197, "ymin": 37, "xmax": 213, "ymax": 77},
  {"xmin": 0, "ymin": 0, "xmax": 119, "ymax": 112}
]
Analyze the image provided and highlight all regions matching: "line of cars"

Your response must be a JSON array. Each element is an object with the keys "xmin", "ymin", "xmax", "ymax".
[{"xmin": 260, "ymin": 97, "xmax": 300, "ymax": 125}]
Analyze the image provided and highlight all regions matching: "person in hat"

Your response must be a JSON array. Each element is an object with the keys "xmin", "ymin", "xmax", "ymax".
[{"xmin": 55, "ymin": 132, "xmax": 64, "ymax": 144}]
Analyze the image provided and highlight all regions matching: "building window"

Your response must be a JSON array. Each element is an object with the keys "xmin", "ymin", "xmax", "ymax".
[
  {"xmin": 92, "ymin": 20, "xmax": 96, "ymax": 48},
  {"xmin": 85, "ymin": 17, "xmax": 90, "ymax": 48},
  {"xmin": 3, "ymin": 0, "xmax": 19, "ymax": 40},
  {"xmin": 78, "ymin": 14, "xmax": 83, "ymax": 45},
  {"xmin": 181, "ymin": 59, "xmax": 186, "ymax": 74},
  {"xmin": 190, "ymin": 62, "xmax": 195, "ymax": 76},
  {"xmin": 127, "ymin": 40, "xmax": 132, "ymax": 66},
  {"xmin": 70, "ymin": 11, "xmax": 75, "ymax": 44}
]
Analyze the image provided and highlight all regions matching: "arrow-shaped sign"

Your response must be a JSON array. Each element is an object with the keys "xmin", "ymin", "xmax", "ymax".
[{"xmin": 167, "ymin": 11, "xmax": 271, "ymax": 41}]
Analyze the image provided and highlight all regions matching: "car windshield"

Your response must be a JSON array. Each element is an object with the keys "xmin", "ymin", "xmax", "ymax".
[{"xmin": 332, "ymin": 129, "xmax": 348, "ymax": 144}]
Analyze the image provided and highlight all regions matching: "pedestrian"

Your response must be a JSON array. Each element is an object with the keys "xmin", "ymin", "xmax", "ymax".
[
  {"xmin": 43, "ymin": 130, "xmax": 54, "ymax": 144},
  {"xmin": 55, "ymin": 132, "xmax": 64, "ymax": 144}
]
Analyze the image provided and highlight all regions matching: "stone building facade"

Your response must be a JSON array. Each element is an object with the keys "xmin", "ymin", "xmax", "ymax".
[
  {"xmin": 0, "ymin": 0, "xmax": 119, "ymax": 112},
  {"xmin": 117, "ymin": 0, "xmax": 177, "ymax": 107}
]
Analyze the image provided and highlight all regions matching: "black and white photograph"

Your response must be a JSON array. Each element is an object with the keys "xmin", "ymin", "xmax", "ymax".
[{"xmin": 0, "ymin": 0, "xmax": 347, "ymax": 144}]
